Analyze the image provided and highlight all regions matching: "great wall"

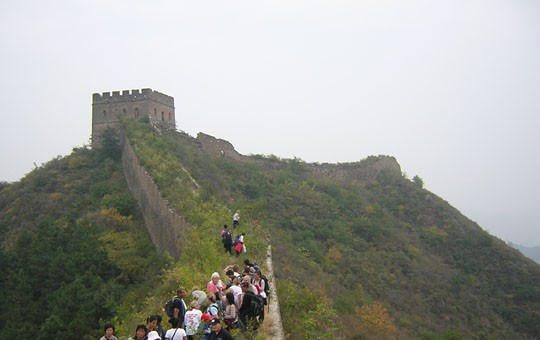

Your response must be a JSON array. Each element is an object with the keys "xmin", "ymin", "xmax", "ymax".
[
  {"xmin": 118, "ymin": 128, "xmax": 190, "ymax": 259},
  {"xmin": 92, "ymin": 88, "xmax": 402, "ymax": 339},
  {"xmin": 92, "ymin": 88, "xmax": 286, "ymax": 339}
]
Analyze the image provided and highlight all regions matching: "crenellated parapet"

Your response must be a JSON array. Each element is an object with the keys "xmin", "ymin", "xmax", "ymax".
[
  {"xmin": 92, "ymin": 88, "xmax": 176, "ymax": 147},
  {"xmin": 92, "ymin": 88, "xmax": 174, "ymax": 107}
]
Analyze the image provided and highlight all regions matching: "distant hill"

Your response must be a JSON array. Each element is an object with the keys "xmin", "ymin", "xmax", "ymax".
[
  {"xmin": 1, "ymin": 117, "xmax": 540, "ymax": 339},
  {"xmin": 511, "ymin": 243, "xmax": 540, "ymax": 264}
]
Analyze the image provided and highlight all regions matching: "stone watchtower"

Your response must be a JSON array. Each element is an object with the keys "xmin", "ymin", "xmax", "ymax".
[{"xmin": 92, "ymin": 88, "xmax": 175, "ymax": 147}]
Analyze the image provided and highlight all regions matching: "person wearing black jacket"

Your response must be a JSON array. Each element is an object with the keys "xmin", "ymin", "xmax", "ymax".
[
  {"xmin": 170, "ymin": 287, "xmax": 188, "ymax": 328},
  {"xmin": 238, "ymin": 281, "xmax": 258, "ymax": 330},
  {"xmin": 208, "ymin": 318, "xmax": 234, "ymax": 340}
]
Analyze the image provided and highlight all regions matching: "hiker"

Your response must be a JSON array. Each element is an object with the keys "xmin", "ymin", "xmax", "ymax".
[
  {"xmin": 231, "ymin": 264, "xmax": 241, "ymax": 276},
  {"xmin": 242, "ymin": 275, "xmax": 258, "ymax": 294},
  {"xmin": 234, "ymin": 233, "xmax": 245, "ymax": 257},
  {"xmin": 162, "ymin": 319, "xmax": 187, "ymax": 340},
  {"xmin": 132, "ymin": 324, "xmax": 147, "ymax": 340},
  {"xmin": 252, "ymin": 270, "xmax": 267, "ymax": 301},
  {"xmin": 183, "ymin": 300, "xmax": 202, "ymax": 340},
  {"xmin": 155, "ymin": 315, "xmax": 166, "ymax": 339},
  {"xmin": 206, "ymin": 272, "xmax": 224, "ymax": 301},
  {"xmin": 200, "ymin": 313, "xmax": 214, "ymax": 339},
  {"xmin": 207, "ymin": 292, "xmax": 222, "ymax": 319},
  {"xmin": 163, "ymin": 320, "xmax": 187, "ymax": 340},
  {"xmin": 170, "ymin": 288, "xmax": 188, "ymax": 329},
  {"xmin": 229, "ymin": 277, "xmax": 243, "ymax": 307},
  {"xmin": 232, "ymin": 210, "xmax": 240, "ymax": 228},
  {"xmin": 221, "ymin": 224, "xmax": 233, "ymax": 255},
  {"xmin": 238, "ymin": 281, "xmax": 256, "ymax": 330},
  {"xmin": 99, "ymin": 324, "xmax": 118, "ymax": 340},
  {"xmin": 252, "ymin": 270, "xmax": 267, "ymax": 322},
  {"xmin": 223, "ymin": 292, "xmax": 238, "ymax": 331},
  {"xmin": 247, "ymin": 267, "xmax": 257, "ymax": 282},
  {"xmin": 147, "ymin": 330, "xmax": 163, "ymax": 340},
  {"xmin": 191, "ymin": 287, "xmax": 207, "ymax": 308},
  {"xmin": 225, "ymin": 269, "xmax": 240, "ymax": 286},
  {"xmin": 208, "ymin": 318, "xmax": 234, "ymax": 340},
  {"xmin": 220, "ymin": 224, "xmax": 228, "ymax": 238},
  {"xmin": 146, "ymin": 315, "xmax": 159, "ymax": 333},
  {"xmin": 243, "ymin": 259, "xmax": 260, "ymax": 273}
]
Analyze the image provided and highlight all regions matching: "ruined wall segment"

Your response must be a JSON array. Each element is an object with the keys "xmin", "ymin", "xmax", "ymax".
[
  {"xmin": 194, "ymin": 132, "xmax": 402, "ymax": 185},
  {"xmin": 196, "ymin": 132, "xmax": 246, "ymax": 161},
  {"xmin": 92, "ymin": 88, "xmax": 175, "ymax": 147},
  {"xmin": 306, "ymin": 156, "xmax": 402, "ymax": 184}
]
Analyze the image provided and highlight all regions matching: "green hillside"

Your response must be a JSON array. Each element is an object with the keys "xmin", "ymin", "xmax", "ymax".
[
  {"xmin": 1, "ymin": 118, "xmax": 539, "ymax": 339},
  {"xmin": 0, "ymin": 139, "xmax": 167, "ymax": 339}
]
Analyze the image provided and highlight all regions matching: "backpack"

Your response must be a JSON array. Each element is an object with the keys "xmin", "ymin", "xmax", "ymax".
[
  {"xmin": 232, "ymin": 235, "xmax": 240, "ymax": 246},
  {"xmin": 247, "ymin": 292, "xmax": 264, "ymax": 317},
  {"xmin": 261, "ymin": 275, "xmax": 270, "ymax": 297},
  {"xmin": 222, "ymin": 230, "xmax": 232, "ymax": 244},
  {"xmin": 165, "ymin": 296, "xmax": 180, "ymax": 318},
  {"xmin": 208, "ymin": 301, "xmax": 224, "ymax": 319}
]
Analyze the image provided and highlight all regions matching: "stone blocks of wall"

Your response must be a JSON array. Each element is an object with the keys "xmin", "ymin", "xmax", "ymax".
[{"xmin": 119, "ymin": 128, "xmax": 189, "ymax": 258}]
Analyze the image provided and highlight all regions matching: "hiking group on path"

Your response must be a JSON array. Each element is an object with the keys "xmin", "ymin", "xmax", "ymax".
[{"xmin": 100, "ymin": 210, "xmax": 271, "ymax": 340}]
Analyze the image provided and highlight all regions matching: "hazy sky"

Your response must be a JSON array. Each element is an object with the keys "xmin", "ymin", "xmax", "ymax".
[{"xmin": 1, "ymin": 1, "xmax": 539, "ymax": 246}]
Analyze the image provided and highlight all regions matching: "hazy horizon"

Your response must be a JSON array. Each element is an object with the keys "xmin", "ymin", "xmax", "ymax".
[{"xmin": 1, "ymin": 0, "xmax": 539, "ymax": 246}]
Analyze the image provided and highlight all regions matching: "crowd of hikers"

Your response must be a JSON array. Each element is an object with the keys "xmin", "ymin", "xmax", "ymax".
[{"xmin": 99, "ymin": 211, "xmax": 271, "ymax": 340}]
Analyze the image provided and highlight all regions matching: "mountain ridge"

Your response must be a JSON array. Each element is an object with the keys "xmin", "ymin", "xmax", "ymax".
[
  {"xmin": 1, "ymin": 118, "xmax": 539, "ymax": 339},
  {"xmin": 122, "ymin": 119, "xmax": 540, "ymax": 339}
]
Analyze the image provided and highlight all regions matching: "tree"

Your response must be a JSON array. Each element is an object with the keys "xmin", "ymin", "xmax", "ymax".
[
  {"xmin": 412, "ymin": 175, "xmax": 424, "ymax": 188},
  {"xmin": 355, "ymin": 301, "xmax": 397, "ymax": 340},
  {"xmin": 0, "ymin": 221, "xmax": 121, "ymax": 338},
  {"xmin": 99, "ymin": 128, "xmax": 121, "ymax": 161}
]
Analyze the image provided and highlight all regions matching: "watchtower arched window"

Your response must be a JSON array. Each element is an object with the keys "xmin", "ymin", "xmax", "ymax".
[
  {"xmin": 154, "ymin": 108, "xmax": 157, "ymax": 118},
  {"xmin": 103, "ymin": 110, "xmax": 107, "ymax": 117},
  {"xmin": 169, "ymin": 112, "xmax": 171, "ymax": 120},
  {"xmin": 161, "ymin": 112, "xmax": 164, "ymax": 121},
  {"xmin": 123, "ymin": 108, "xmax": 127, "ymax": 114},
  {"xmin": 135, "ymin": 108, "xmax": 139, "ymax": 118}
]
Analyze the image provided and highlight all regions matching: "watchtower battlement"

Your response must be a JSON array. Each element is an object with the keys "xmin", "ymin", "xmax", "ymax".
[
  {"xmin": 92, "ymin": 88, "xmax": 174, "ymax": 107},
  {"xmin": 92, "ymin": 88, "xmax": 175, "ymax": 147}
]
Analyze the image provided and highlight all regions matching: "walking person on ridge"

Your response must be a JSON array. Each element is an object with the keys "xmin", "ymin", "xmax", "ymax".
[{"xmin": 232, "ymin": 210, "xmax": 240, "ymax": 229}]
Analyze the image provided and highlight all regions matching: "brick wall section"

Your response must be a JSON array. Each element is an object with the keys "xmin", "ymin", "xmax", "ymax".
[{"xmin": 119, "ymin": 128, "xmax": 190, "ymax": 259}]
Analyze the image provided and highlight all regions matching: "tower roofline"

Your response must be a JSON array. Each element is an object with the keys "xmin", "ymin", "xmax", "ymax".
[{"xmin": 92, "ymin": 88, "xmax": 174, "ymax": 107}]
